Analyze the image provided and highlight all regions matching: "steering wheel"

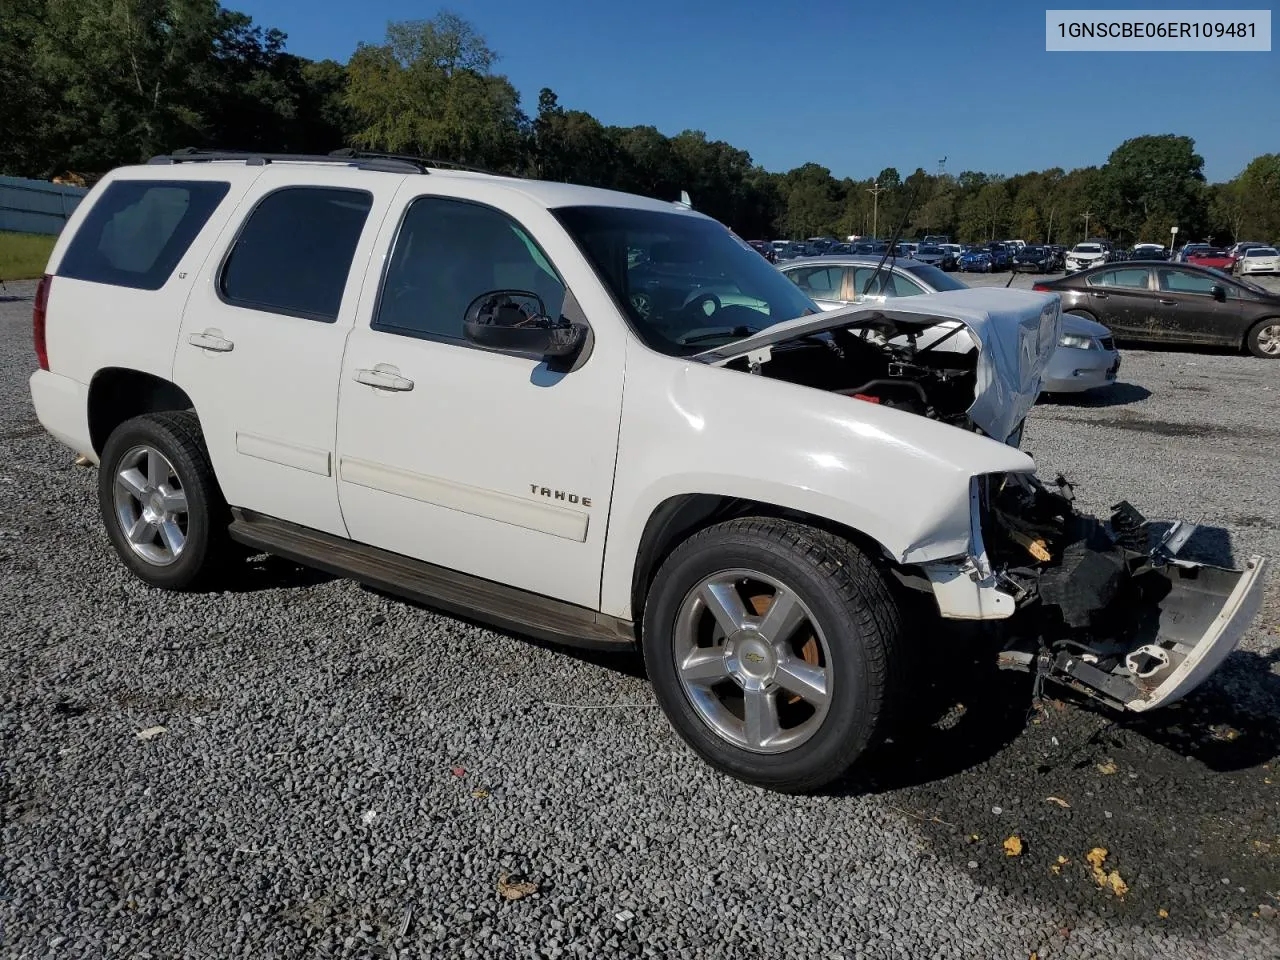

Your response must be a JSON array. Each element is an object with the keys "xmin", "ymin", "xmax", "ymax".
[
  {"xmin": 629, "ymin": 291, "xmax": 653, "ymax": 320},
  {"xmin": 682, "ymin": 291, "xmax": 722, "ymax": 317}
]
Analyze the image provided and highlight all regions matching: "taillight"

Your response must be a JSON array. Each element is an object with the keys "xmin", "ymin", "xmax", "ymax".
[
  {"xmin": 33, "ymin": 274, "xmax": 51, "ymax": 371},
  {"xmin": 1032, "ymin": 283, "xmax": 1050, "ymax": 292}
]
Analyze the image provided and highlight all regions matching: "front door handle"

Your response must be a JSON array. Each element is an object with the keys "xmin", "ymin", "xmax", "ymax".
[
  {"xmin": 353, "ymin": 365, "xmax": 414, "ymax": 392},
  {"xmin": 1090, "ymin": 292, "xmax": 1110, "ymax": 299},
  {"xmin": 187, "ymin": 331, "xmax": 234, "ymax": 352},
  {"xmin": 1158, "ymin": 299, "xmax": 1178, "ymax": 306}
]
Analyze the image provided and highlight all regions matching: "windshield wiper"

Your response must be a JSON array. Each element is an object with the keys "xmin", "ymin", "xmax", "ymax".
[{"xmin": 676, "ymin": 325, "xmax": 762, "ymax": 345}]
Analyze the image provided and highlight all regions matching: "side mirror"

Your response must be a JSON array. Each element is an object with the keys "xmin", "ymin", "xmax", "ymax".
[
  {"xmin": 463, "ymin": 290, "xmax": 586, "ymax": 359},
  {"xmin": 1211, "ymin": 284, "xmax": 1227, "ymax": 302}
]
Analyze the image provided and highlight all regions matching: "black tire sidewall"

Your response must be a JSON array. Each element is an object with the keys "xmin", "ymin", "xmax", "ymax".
[
  {"xmin": 97, "ymin": 415, "xmax": 219, "ymax": 590},
  {"xmin": 643, "ymin": 527, "xmax": 884, "ymax": 791}
]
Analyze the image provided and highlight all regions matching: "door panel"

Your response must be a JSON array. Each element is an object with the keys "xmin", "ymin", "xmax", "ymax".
[
  {"xmin": 1080, "ymin": 267, "xmax": 1152, "ymax": 337},
  {"xmin": 173, "ymin": 169, "xmax": 400, "ymax": 536},
  {"xmin": 1151, "ymin": 268, "xmax": 1242, "ymax": 344},
  {"xmin": 334, "ymin": 182, "xmax": 626, "ymax": 610}
]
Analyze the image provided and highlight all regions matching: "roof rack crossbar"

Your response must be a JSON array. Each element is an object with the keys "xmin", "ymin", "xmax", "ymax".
[{"xmin": 147, "ymin": 148, "xmax": 428, "ymax": 174}]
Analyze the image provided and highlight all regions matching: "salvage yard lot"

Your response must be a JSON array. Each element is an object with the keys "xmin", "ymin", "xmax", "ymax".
[{"xmin": 1, "ymin": 277, "xmax": 1277, "ymax": 959}]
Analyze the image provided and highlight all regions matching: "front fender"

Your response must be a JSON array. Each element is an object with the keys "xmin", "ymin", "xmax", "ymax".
[{"xmin": 599, "ymin": 346, "xmax": 1036, "ymax": 619}]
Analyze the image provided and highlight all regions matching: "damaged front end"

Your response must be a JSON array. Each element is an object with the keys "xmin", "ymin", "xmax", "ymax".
[
  {"xmin": 945, "ymin": 472, "xmax": 1266, "ymax": 712},
  {"xmin": 694, "ymin": 290, "xmax": 1265, "ymax": 712}
]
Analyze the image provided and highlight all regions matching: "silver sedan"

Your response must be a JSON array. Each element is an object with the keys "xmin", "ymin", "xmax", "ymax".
[{"xmin": 777, "ymin": 255, "xmax": 1121, "ymax": 394}]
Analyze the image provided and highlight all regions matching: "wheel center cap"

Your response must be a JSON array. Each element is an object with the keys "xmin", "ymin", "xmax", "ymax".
[
  {"xmin": 733, "ymin": 635, "xmax": 776, "ymax": 680},
  {"xmin": 147, "ymin": 492, "xmax": 166, "ymax": 518}
]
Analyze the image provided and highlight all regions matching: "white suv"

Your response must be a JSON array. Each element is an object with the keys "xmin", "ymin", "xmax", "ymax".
[{"xmin": 28, "ymin": 149, "xmax": 1265, "ymax": 792}]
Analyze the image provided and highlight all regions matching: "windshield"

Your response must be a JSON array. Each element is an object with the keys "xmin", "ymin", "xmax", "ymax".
[
  {"xmin": 1247, "ymin": 247, "xmax": 1278, "ymax": 257},
  {"xmin": 553, "ymin": 206, "xmax": 817, "ymax": 356},
  {"xmin": 1073, "ymin": 244, "xmax": 1102, "ymax": 253},
  {"xmin": 917, "ymin": 245, "xmax": 944, "ymax": 254},
  {"xmin": 1017, "ymin": 247, "xmax": 1045, "ymax": 256}
]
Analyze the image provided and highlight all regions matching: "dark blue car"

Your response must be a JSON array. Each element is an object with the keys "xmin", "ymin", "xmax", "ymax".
[
  {"xmin": 958, "ymin": 247, "xmax": 993, "ymax": 272},
  {"xmin": 983, "ymin": 242, "xmax": 1012, "ymax": 270}
]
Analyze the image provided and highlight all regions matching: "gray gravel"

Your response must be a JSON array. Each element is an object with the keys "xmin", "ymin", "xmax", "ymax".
[{"xmin": 2, "ymin": 275, "xmax": 1278, "ymax": 959}]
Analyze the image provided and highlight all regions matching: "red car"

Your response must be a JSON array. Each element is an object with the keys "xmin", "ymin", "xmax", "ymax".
[{"xmin": 1184, "ymin": 247, "xmax": 1234, "ymax": 272}]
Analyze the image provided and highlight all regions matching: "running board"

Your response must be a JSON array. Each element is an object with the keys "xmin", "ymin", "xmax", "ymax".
[{"xmin": 228, "ymin": 508, "xmax": 636, "ymax": 651}]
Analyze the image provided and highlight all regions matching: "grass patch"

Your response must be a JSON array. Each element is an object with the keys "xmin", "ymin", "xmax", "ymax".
[{"xmin": 0, "ymin": 231, "xmax": 56, "ymax": 282}]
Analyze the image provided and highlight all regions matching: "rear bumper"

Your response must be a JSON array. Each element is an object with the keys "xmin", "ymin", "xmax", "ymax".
[{"xmin": 29, "ymin": 369, "xmax": 94, "ymax": 461}]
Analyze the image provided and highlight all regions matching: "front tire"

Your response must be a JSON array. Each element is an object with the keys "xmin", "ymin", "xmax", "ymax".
[
  {"xmin": 1245, "ymin": 319, "xmax": 1280, "ymax": 359},
  {"xmin": 98, "ymin": 411, "xmax": 233, "ymax": 590},
  {"xmin": 642, "ymin": 518, "xmax": 903, "ymax": 793}
]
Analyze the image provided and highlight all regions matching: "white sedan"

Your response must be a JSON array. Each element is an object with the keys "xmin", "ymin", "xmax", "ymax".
[{"xmin": 1237, "ymin": 246, "xmax": 1280, "ymax": 276}]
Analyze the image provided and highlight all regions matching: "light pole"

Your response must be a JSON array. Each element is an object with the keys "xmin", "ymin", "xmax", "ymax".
[
  {"xmin": 1170, "ymin": 225, "xmax": 1179, "ymax": 258},
  {"xmin": 867, "ymin": 180, "xmax": 883, "ymax": 238},
  {"xmin": 1080, "ymin": 210, "xmax": 1093, "ymax": 238}
]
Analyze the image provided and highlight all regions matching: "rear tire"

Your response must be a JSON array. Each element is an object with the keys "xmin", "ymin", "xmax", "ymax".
[
  {"xmin": 1245, "ymin": 318, "xmax": 1280, "ymax": 359},
  {"xmin": 98, "ymin": 411, "xmax": 233, "ymax": 590},
  {"xmin": 642, "ymin": 517, "xmax": 903, "ymax": 793}
]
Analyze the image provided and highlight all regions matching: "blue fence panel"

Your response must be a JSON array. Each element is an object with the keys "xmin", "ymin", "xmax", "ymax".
[{"xmin": 0, "ymin": 177, "xmax": 89, "ymax": 236}]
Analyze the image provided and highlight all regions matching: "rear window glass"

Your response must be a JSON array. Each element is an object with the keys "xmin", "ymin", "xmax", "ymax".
[
  {"xmin": 905, "ymin": 263, "xmax": 967, "ymax": 291},
  {"xmin": 57, "ymin": 180, "xmax": 229, "ymax": 290},
  {"xmin": 220, "ymin": 187, "xmax": 373, "ymax": 322}
]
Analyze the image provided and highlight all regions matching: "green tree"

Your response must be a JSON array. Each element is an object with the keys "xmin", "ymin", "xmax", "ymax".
[
  {"xmin": 24, "ymin": 0, "xmax": 225, "ymax": 174},
  {"xmin": 1234, "ymin": 154, "xmax": 1280, "ymax": 240},
  {"xmin": 778, "ymin": 164, "xmax": 841, "ymax": 238},
  {"xmin": 530, "ymin": 89, "xmax": 617, "ymax": 186},
  {"xmin": 345, "ymin": 12, "xmax": 526, "ymax": 170},
  {"xmin": 1098, "ymin": 134, "xmax": 1207, "ymax": 243}
]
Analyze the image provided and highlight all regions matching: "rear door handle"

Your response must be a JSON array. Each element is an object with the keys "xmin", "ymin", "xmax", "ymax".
[
  {"xmin": 187, "ymin": 331, "xmax": 234, "ymax": 352},
  {"xmin": 353, "ymin": 365, "xmax": 414, "ymax": 392},
  {"xmin": 1158, "ymin": 299, "xmax": 1178, "ymax": 305}
]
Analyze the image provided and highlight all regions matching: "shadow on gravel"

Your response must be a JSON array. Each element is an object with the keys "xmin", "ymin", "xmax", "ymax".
[
  {"xmin": 222, "ymin": 553, "xmax": 337, "ymax": 592},
  {"xmin": 1115, "ymin": 338, "xmax": 1245, "ymax": 358},
  {"xmin": 361, "ymin": 584, "xmax": 650, "ymax": 680},
  {"xmin": 1039, "ymin": 382, "xmax": 1152, "ymax": 407}
]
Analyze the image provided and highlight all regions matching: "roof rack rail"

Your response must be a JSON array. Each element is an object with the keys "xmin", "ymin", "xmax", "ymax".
[
  {"xmin": 326, "ymin": 148, "xmax": 515, "ymax": 177},
  {"xmin": 147, "ymin": 147, "xmax": 428, "ymax": 174}
]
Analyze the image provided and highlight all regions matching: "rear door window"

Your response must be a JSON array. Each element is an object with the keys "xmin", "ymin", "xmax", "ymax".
[
  {"xmin": 57, "ymin": 180, "xmax": 230, "ymax": 290},
  {"xmin": 220, "ymin": 187, "xmax": 373, "ymax": 322},
  {"xmin": 1088, "ymin": 268, "xmax": 1151, "ymax": 290}
]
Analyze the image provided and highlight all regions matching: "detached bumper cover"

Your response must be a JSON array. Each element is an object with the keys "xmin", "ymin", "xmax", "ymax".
[{"xmin": 1121, "ymin": 555, "xmax": 1266, "ymax": 711}]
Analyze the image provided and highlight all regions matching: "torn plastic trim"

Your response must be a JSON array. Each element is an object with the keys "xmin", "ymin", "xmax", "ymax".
[{"xmin": 920, "ymin": 474, "xmax": 1022, "ymax": 620}]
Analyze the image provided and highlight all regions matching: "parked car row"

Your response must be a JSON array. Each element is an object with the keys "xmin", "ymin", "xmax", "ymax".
[{"xmin": 745, "ymin": 234, "xmax": 1280, "ymax": 280}]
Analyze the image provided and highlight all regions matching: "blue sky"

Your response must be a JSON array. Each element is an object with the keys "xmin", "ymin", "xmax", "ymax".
[{"xmin": 236, "ymin": 0, "xmax": 1277, "ymax": 182}]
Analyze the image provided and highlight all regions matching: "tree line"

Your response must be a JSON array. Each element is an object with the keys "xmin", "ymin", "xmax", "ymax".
[{"xmin": 3, "ymin": 3, "xmax": 1278, "ymax": 245}]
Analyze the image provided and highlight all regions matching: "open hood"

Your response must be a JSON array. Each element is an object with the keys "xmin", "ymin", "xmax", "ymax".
[{"xmin": 694, "ymin": 288, "xmax": 1063, "ymax": 442}]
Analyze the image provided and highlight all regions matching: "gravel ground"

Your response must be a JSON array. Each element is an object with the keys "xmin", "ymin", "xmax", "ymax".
[{"xmin": 1, "ymin": 274, "xmax": 1278, "ymax": 959}]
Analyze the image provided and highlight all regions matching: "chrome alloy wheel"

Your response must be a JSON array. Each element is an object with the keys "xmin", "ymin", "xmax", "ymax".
[
  {"xmin": 113, "ymin": 444, "xmax": 189, "ymax": 566},
  {"xmin": 673, "ymin": 569, "xmax": 832, "ymax": 754},
  {"xmin": 1256, "ymin": 322, "xmax": 1280, "ymax": 356}
]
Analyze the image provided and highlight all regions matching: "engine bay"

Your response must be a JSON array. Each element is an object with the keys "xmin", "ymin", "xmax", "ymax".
[{"xmin": 720, "ymin": 314, "xmax": 985, "ymax": 431}]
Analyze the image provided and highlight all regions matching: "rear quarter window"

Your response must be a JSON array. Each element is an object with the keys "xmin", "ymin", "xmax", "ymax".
[{"xmin": 57, "ymin": 180, "xmax": 230, "ymax": 290}]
